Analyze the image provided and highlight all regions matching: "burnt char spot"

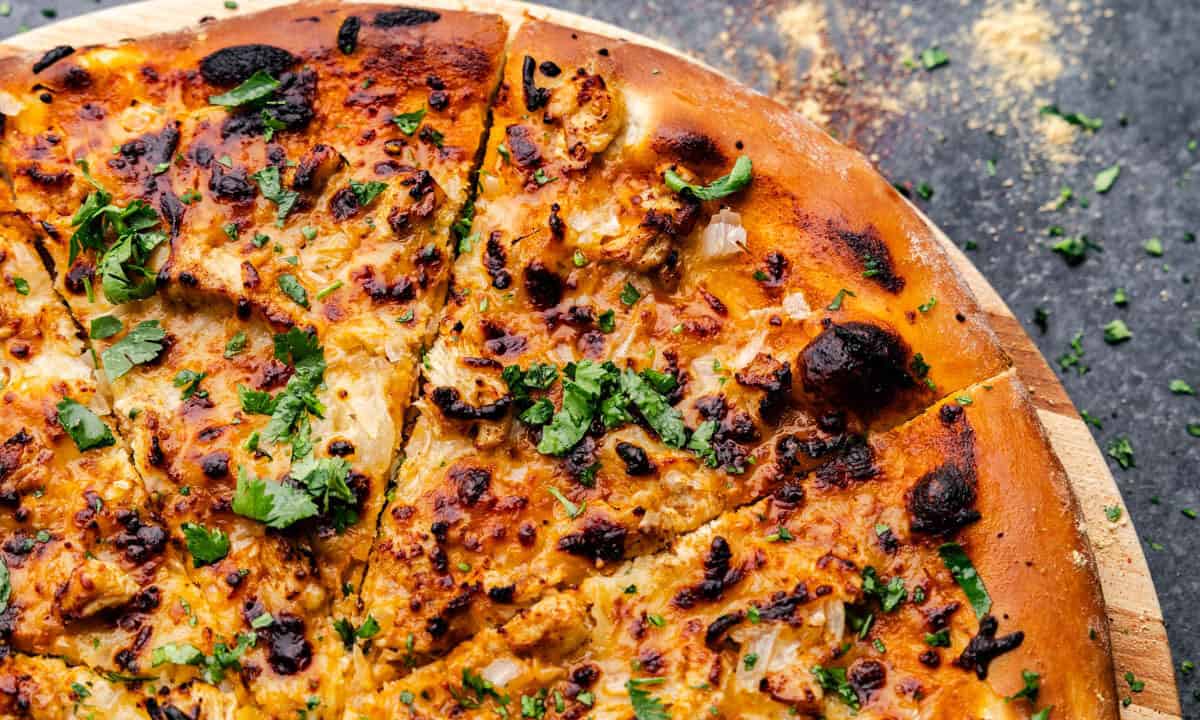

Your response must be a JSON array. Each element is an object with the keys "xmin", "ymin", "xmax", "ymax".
[
  {"xmin": 523, "ymin": 262, "xmax": 564, "ymax": 310},
  {"xmin": 734, "ymin": 353, "xmax": 792, "ymax": 422},
  {"xmin": 759, "ymin": 251, "xmax": 788, "ymax": 288},
  {"xmin": 800, "ymin": 322, "xmax": 914, "ymax": 413},
  {"xmin": 23, "ymin": 164, "xmax": 72, "ymax": 187},
  {"xmin": 328, "ymin": 440, "xmax": 354, "ymax": 456},
  {"xmin": 642, "ymin": 198, "xmax": 701, "ymax": 238},
  {"xmin": 487, "ymin": 585, "xmax": 515, "ymax": 604},
  {"xmin": 199, "ymin": 451, "xmax": 230, "ymax": 478},
  {"xmin": 703, "ymin": 611, "xmax": 744, "ymax": 650},
  {"xmin": 208, "ymin": 165, "xmax": 256, "ymax": 203},
  {"xmin": 481, "ymin": 322, "xmax": 526, "ymax": 357},
  {"xmin": 430, "ymin": 387, "xmax": 510, "ymax": 421},
  {"xmin": 955, "ymin": 615, "xmax": 1024, "ymax": 680},
  {"xmin": 565, "ymin": 436, "xmax": 598, "ymax": 485},
  {"xmin": 0, "ymin": 431, "xmax": 32, "ymax": 482},
  {"xmin": 521, "ymin": 56, "xmax": 551, "ymax": 111},
  {"xmin": 556, "ymin": 516, "xmax": 627, "ymax": 562},
  {"xmin": 924, "ymin": 602, "xmax": 960, "ymax": 631},
  {"xmin": 292, "ymin": 145, "xmax": 342, "ymax": 193},
  {"xmin": 814, "ymin": 437, "xmax": 876, "ymax": 487},
  {"xmin": 448, "ymin": 465, "xmax": 491, "ymax": 506},
  {"xmin": 329, "ymin": 187, "xmax": 361, "ymax": 220},
  {"xmin": 113, "ymin": 513, "xmax": 167, "ymax": 564},
  {"xmin": 483, "ymin": 233, "xmax": 512, "ymax": 289},
  {"xmin": 337, "ymin": 16, "xmax": 361, "ymax": 54},
  {"xmin": 199, "ymin": 44, "xmax": 298, "ymax": 86},
  {"xmin": 372, "ymin": 7, "xmax": 440, "ymax": 26},
  {"xmin": 673, "ymin": 536, "xmax": 743, "ymax": 609},
  {"xmin": 263, "ymin": 614, "xmax": 313, "ymax": 676},
  {"xmin": 503, "ymin": 124, "xmax": 542, "ymax": 169},
  {"xmin": 848, "ymin": 659, "xmax": 886, "ymax": 702},
  {"xmin": 159, "ymin": 191, "xmax": 184, "ymax": 238},
  {"xmin": 356, "ymin": 266, "xmax": 414, "ymax": 304},
  {"xmin": 32, "ymin": 45, "xmax": 75, "ymax": 74},
  {"xmin": 907, "ymin": 464, "xmax": 980, "ymax": 536},
  {"xmin": 834, "ymin": 225, "xmax": 905, "ymax": 293},
  {"xmin": 757, "ymin": 584, "xmax": 810, "ymax": 621},
  {"xmin": 651, "ymin": 127, "xmax": 725, "ymax": 166},
  {"xmin": 64, "ymin": 262, "xmax": 94, "ymax": 294},
  {"xmin": 614, "ymin": 442, "xmax": 655, "ymax": 476}
]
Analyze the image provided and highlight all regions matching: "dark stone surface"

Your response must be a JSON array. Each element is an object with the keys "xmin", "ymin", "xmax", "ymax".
[{"xmin": 2, "ymin": 0, "xmax": 1196, "ymax": 710}]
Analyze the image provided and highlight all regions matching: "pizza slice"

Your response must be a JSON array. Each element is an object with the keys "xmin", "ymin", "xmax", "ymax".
[
  {"xmin": 359, "ymin": 18, "xmax": 1012, "ymax": 673},
  {"xmin": 0, "ymin": 652, "xmax": 244, "ymax": 719},
  {"xmin": 352, "ymin": 370, "xmax": 1113, "ymax": 719},
  {"xmin": 0, "ymin": 4, "xmax": 508, "ymax": 715},
  {"xmin": 0, "ymin": 216, "xmax": 260, "ymax": 696}
]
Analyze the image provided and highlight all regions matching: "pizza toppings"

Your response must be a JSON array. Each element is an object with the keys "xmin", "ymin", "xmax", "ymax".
[
  {"xmin": 337, "ymin": 15, "xmax": 361, "ymax": 54},
  {"xmin": 31, "ymin": 45, "xmax": 74, "ymax": 74},
  {"xmin": 371, "ymin": 7, "xmax": 441, "ymax": 27}
]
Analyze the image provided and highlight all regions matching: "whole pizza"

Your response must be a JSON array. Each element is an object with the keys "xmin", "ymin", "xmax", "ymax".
[{"xmin": 0, "ymin": 2, "xmax": 1116, "ymax": 718}]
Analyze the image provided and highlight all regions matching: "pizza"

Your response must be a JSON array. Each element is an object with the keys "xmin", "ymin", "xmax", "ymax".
[{"xmin": 0, "ymin": 2, "xmax": 1116, "ymax": 718}]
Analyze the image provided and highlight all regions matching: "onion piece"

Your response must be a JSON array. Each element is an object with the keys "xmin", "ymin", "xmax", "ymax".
[
  {"xmin": 479, "ymin": 657, "xmax": 523, "ymax": 688},
  {"xmin": 781, "ymin": 291, "xmax": 811, "ymax": 320},
  {"xmin": 700, "ymin": 207, "xmax": 748, "ymax": 258}
]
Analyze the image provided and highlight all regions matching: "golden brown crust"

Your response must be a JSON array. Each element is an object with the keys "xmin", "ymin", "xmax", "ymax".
[{"xmin": 0, "ymin": 4, "xmax": 1116, "ymax": 719}]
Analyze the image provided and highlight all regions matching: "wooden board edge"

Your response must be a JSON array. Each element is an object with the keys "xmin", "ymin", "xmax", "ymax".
[{"xmin": 1, "ymin": 0, "xmax": 1182, "ymax": 714}]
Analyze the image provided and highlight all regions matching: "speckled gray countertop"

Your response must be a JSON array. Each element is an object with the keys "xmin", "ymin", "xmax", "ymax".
[{"xmin": 3, "ymin": 0, "xmax": 1197, "ymax": 712}]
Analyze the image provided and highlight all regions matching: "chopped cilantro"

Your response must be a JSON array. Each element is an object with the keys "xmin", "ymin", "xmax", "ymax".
[
  {"xmin": 920, "ymin": 46, "xmax": 950, "ymax": 70},
  {"xmin": 393, "ymin": 108, "xmax": 426, "ymax": 135},
  {"xmin": 1144, "ymin": 237, "xmax": 1164, "ymax": 256},
  {"xmin": 812, "ymin": 665, "xmax": 859, "ymax": 710},
  {"xmin": 89, "ymin": 315, "xmax": 123, "ymax": 339},
  {"xmin": 252, "ymin": 166, "xmax": 300, "ymax": 227},
  {"xmin": 349, "ymin": 180, "xmax": 387, "ymax": 208},
  {"xmin": 1039, "ymin": 104, "xmax": 1103, "ymax": 131},
  {"xmin": 278, "ymin": 274, "xmax": 310, "ymax": 308},
  {"xmin": 1106, "ymin": 436, "xmax": 1135, "ymax": 469},
  {"xmin": 664, "ymin": 155, "xmax": 752, "ymax": 201},
  {"xmin": 56, "ymin": 398, "xmax": 115, "ymax": 452},
  {"xmin": 1007, "ymin": 670, "xmax": 1041, "ymax": 702},
  {"xmin": 626, "ymin": 677, "xmax": 669, "ymax": 720},
  {"xmin": 173, "ymin": 369, "xmax": 208, "ymax": 400},
  {"xmin": 547, "ymin": 487, "xmax": 584, "ymax": 518},
  {"xmin": 827, "ymin": 288, "xmax": 855, "ymax": 311},
  {"xmin": 1169, "ymin": 379, "xmax": 1195, "ymax": 395},
  {"xmin": 1104, "ymin": 505, "xmax": 1123, "ymax": 522},
  {"xmin": 232, "ymin": 466, "xmax": 318, "ymax": 529},
  {"xmin": 1093, "ymin": 165, "xmax": 1120, "ymax": 193},
  {"xmin": 1103, "ymin": 319, "xmax": 1132, "ymax": 344},
  {"xmin": 181, "ymin": 523, "xmax": 230, "ymax": 567},
  {"xmin": 938, "ymin": 542, "xmax": 991, "ymax": 617},
  {"xmin": 224, "ymin": 330, "xmax": 248, "ymax": 358}
]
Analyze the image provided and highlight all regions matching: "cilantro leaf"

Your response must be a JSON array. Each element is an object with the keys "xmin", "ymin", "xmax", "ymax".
[
  {"xmin": 619, "ymin": 369, "xmax": 687, "ymax": 448},
  {"xmin": 519, "ymin": 398, "xmax": 554, "ymax": 425},
  {"xmin": 393, "ymin": 108, "xmax": 426, "ymax": 135},
  {"xmin": 938, "ymin": 542, "xmax": 992, "ymax": 617},
  {"xmin": 1106, "ymin": 436, "xmax": 1135, "ymax": 469},
  {"xmin": 173, "ymin": 369, "xmax": 207, "ymax": 400},
  {"xmin": 350, "ymin": 180, "xmax": 387, "ymax": 208},
  {"xmin": 232, "ymin": 466, "xmax": 319, "ymax": 529},
  {"xmin": 686, "ymin": 420, "xmax": 718, "ymax": 467},
  {"xmin": 238, "ymin": 385, "xmax": 278, "ymax": 415},
  {"xmin": 151, "ymin": 642, "xmax": 205, "ymax": 668},
  {"xmin": 1103, "ymin": 319, "xmax": 1132, "ymax": 344},
  {"xmin": 0, "ymin": 555, "xmax": 9, "ymax": 614},
  {"xmin": 56, "ymin": 398, "xmax": 116, "ymax": 452},
  {"xmin": 277, "ymin": 273, "xmax": 310, "ymax": 309},
  {"xmin": 208, "ymin": 70, "xmax": 280, "ymax": 107},
  {"xmin": 101, "ymin": 320, "xmax": 166, "ymax": 380},
  {"xmin": 1039, "ymin": 104, "xmax": 1102, "ymax": 131},
  {"xmin": 1094, "ymin": 165, "xmax": 1120, "ymax": 193},
  {"xmin": 920, "ymin": 46, "xmax": 949, "ymax": 70},
  {"xmin": 1007, "ymin": 669, "xmax": 1041, "ymax": 703},
  {"xmin": 224, "ymin": 330, "xmax": 247, "ymax": 358},
  {"xmin": 812, "ymin": 665, "xmax": 860, "ymax": 710},
  {"xmin": 626, "ymin": 678, "xmax": 669, "ymax": 720},
  {"xmin": 89, "ymin": 315, "xmax": 123, "ymax": 339},
  {"xmin": 861, "ymin": 566, "xmax": 907, "ymax": 612},
  {"xmin": 181, "ymin": 523, "xmax": 230, "ymax": 567},
  {"xmin": 252, "ymin": 166, "xmax": 300, "ymax": 226},
  {"xmin": 664, "ymin": 155, "xmax": 753, "ymax": 201}
]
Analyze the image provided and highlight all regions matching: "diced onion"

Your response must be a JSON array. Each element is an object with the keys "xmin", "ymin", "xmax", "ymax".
[
  {"xmin": 700, "ymin": 207, "xmax": 747, "ymax": 258},
  {"xmin": 480, "ymin": 657, "xmax": 523, "ymax": 687},
  {"xmin": 781, "ymin": 291, "xmax": 811, "ymax": 320}
]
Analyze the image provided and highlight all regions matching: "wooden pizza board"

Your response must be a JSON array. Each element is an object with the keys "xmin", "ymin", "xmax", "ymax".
[{"xmin": 0, "ymin": 1, "xmax": 1181, "ymax": 715}]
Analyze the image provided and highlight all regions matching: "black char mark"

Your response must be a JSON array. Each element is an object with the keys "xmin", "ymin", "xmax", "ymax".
[
  {"xmin": 337, "ymin": 16, "xmax": 361, "ymax": 54},
  {"xmin": 483, "ymin": 233, "xmax": 512, "ymax": 289},
  {"xmin": 448, "ymin": 465, "xmax": 491, "ymax": 506},
  {"xmin": 504, "ymin": 124, "xmax": 542, "ymax": 170},
  {"xmin": 372, "ymin": 7, "xmax": 441, "ymax": 26},
  {"xmin": 907, "ymin": 463, "xmax": 981, "ymax": 536},
  {"xmin": 673, "ymin": 536, "xmax": 743, "ymax": 609},
  {"xmin": 430, "ymin": 387, "xmax": 510, "ymax": 421},
  {"xmin": 523, "ymin": 261, "xmax": 564, "ymax": 310},
  {"xmin": 615, "ymin": 442, "xmax": 655, "ymax": 476},
  {"xmin": 32, "ymin": 45, "xmax": 75, "ymax": 74},
  {"xmin": 199, "ymin": 44, "xmax": 298, "ymax": 86},
  {"xmin": 800, "ymin": 322, "xmax": 914, "ymax": 414},
  {"xmin": 955, "ymin": 615, "xmax": 1024, "ymax": 679},
  {"xmin": 734, "ymin": 353, "xmax": 792, "ymax": 422},
  {"xmin": 557, "ymin": 516, "xmax": 627, "ymax": 562},
  {"xmin": 521, "ymin": 56, "xmax": 551, "ymax": 112},
  {"xmin": 834, "ymin": 224, "xmax": 905, "ymax": 293},
  {"xmin": 814, "ymin": 437, "xmax": 876, "ymax": 488},
  {"xmin": 263, "ymin": 614, "xmax": 313, "ymax": 676},
  {"xmin": 704, "ymin": 611, "xmax": 744, "ymax": 649}
]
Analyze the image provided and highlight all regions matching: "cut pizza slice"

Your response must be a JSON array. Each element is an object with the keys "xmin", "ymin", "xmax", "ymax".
[
  {"xmin": 0, "ymin": 0, "xmax": 506, "ymax": 605},
  {"xmin": 0, "ymin": 652, "xmax": 241, "ymax": 719},
  {"xmin": 352, "ymin": 370, "xmax": 1113, "ymax": 719},
  {"xmin": 359, "ymin": 18, "xmax": 1012, "ymax": 674},
  {"xmin": 0, "ymin": 216, "xmax": 256, "ymax": 698}
]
